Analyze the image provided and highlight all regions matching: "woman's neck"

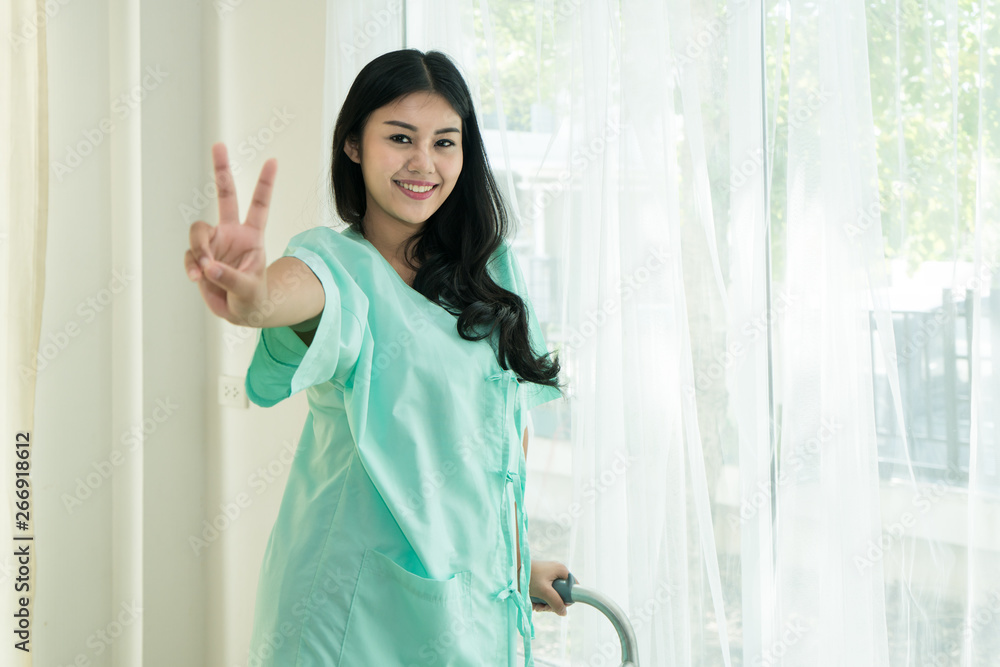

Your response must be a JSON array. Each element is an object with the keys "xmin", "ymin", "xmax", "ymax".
[{"xmin": 362, "ymin": 218, "xmax": 422, "ymax": 286}]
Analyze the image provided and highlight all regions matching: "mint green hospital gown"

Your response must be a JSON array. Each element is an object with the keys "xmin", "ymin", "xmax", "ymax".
[{"xmin": 243, "ymin": 225, "xmax": 562, "ymax": 666}]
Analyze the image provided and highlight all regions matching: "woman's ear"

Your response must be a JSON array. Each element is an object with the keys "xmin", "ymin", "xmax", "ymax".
[{"xmin": 344, "ymin": 136, "xmax": 361, "ymax": 164}]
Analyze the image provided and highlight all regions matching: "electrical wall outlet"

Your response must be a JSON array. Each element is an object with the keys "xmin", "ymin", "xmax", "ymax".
[{"xmin": 219, "ymin": 375, "xmax": 249, "ymax": 409}]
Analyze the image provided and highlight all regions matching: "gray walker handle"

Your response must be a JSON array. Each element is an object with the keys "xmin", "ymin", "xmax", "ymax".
[{"xmin": 530, "ymin": 572, "xmax": 640, "ymax": 667}]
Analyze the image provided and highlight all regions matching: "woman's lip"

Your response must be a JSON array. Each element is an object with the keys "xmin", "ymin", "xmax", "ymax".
[{"xmin": 394, "ymin": 180, "xmax": 438, "ymax": 200}]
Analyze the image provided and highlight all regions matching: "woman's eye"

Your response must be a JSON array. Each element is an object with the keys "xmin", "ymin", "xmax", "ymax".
[{"xmin": 388, "ymin": 135, "xmax": 455, "ymax": 148}]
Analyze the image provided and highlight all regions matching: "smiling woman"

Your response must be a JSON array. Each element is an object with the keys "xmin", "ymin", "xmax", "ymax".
[{"xmin": 184, "ymin": 48, "xmax": 568, "ymax": 667}]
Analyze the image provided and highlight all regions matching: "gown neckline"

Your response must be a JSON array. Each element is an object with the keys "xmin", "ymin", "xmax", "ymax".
[
  {"xmin": 342, "ymin": 226, "xmax": 423, "ymax": 296},
  {"xmin": 341, "ymin": 226, "xmax": 466, "ymax": 316}
]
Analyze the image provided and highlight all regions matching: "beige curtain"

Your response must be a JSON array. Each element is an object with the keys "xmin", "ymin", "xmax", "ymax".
[{"xmin": 1, "ymin": 0, "xmax": 47, "ymax": 666}]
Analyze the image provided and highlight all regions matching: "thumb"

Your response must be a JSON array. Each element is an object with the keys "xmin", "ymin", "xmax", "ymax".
[
  {"xmin": 200, "ymin": 257, "xmax": 259, "ymax": 303},
  {"xmin": 546, "ymin": 590, "xmax": 568, "ymax": 616}
]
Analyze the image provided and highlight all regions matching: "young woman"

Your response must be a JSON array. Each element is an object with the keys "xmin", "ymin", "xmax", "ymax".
[{"xmin": 185, "ymin": 48, "xmax": 571, "ymax": 666}]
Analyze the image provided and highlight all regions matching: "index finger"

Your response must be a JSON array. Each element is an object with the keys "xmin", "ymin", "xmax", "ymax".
[{"xmin": 212, "ymin": 142, "xmax": 240, "ymax": 225}]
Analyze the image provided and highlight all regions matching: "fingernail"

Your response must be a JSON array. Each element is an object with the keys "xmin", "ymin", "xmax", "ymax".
[
  {"xmin": 199, "ymin": 257, "xmax": 210, "ymax": 269},
  {"xmin": 188, "ymin": 268, "xmax": 199, "ymax": 281},
  {"xmin": 210, "ymin": 265, "xmax": 223, "ymax": 280}
]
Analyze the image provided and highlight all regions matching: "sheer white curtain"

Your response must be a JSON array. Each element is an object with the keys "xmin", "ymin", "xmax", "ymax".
[
  {"xmin": 776, "ymin": 0, "xmax": 890, "ymax": 662},
  {"xmin": 1, "ymin": 1, "xmax": 47, "ymax": 666},
  {"xmin": 554, "ymin": 1, "xmax": 742, "ymax": 663},
  {"xmin": 479, "ymin": 0, "xmax": 999, "ymax": 665},
  {"xmin": 860, "ymin": 0, "xmax": 1000, "ymax": 664}
]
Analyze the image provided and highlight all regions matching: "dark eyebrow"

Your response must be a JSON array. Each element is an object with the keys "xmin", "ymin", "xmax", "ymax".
[{"xmin": 383, "ymin": 120, "xmax": 461, "ymax": 135}]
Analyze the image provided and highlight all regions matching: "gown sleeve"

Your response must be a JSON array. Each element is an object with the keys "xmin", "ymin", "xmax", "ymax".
[
  {"xmin": 244, "ymin": 226, "xmax": 368, "ymax": 408},
  {"xmin": 488, "ymin": 238, "xmax": 564, "ymax": 411}
]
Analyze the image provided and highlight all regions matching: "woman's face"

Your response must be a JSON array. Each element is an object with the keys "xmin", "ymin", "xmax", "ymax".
[{"xmin": 345, "ymin": 91, "xmax": 464, "ymax": 234}]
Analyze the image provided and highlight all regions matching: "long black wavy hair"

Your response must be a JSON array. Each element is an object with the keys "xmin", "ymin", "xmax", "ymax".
[{"xmin": 330, "ymin": 48, "xmax": 563, "ymax": 393}]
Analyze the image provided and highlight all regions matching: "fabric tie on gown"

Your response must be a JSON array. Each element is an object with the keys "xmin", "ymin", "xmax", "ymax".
[
  {"xmin": 495, "ymin": 469, "xmax": 534, "ymax": 635},
  {"xmin": 488, "ymin": 369, "xmax": 536, "ymax": 664}
]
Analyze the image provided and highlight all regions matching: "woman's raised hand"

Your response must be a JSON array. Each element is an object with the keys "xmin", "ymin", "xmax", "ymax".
[{"xmin": 185, "ymin": 143, "xmax": 277, "ymax": 326}]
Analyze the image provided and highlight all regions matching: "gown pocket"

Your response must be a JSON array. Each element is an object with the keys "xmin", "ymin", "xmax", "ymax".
[{"xmin": 338, "ymin": 548, "xmax": 480, "ymax": 667}]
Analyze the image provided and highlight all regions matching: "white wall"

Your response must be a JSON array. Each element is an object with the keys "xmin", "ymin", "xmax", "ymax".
[{"xmin": 39, "ymin": 1, "xmax": 330, "ymax": 665}]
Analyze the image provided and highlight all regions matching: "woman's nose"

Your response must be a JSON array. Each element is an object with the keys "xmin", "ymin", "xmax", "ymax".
[{"xmin": 407, "ymin": 145, "xmax": 434, "ymax": 173}]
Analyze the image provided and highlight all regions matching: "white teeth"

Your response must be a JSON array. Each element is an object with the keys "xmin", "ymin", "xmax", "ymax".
[{"xmin": 396, "ymin": 181, "xmax": 435, "ymax": 193}]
